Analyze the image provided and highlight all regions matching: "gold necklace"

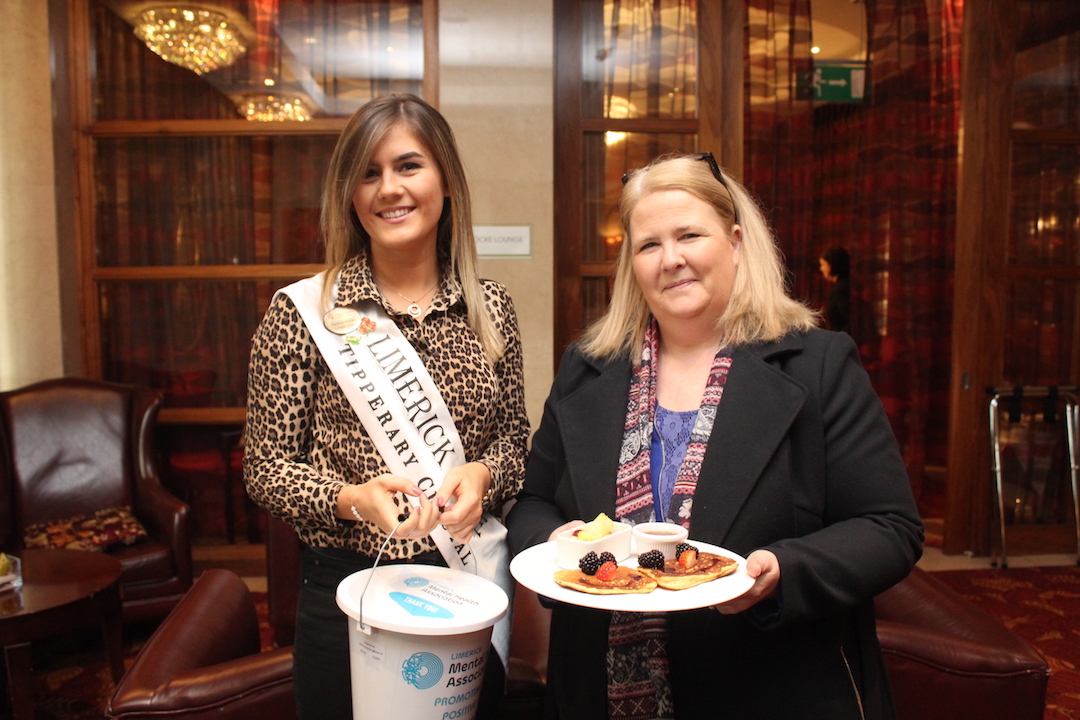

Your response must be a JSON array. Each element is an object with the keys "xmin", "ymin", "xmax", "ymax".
[{"xmin": 377, "ymin": 278, "xmax": 439, "ymax": 318}]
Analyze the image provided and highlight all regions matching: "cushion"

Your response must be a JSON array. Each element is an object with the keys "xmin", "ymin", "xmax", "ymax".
[{"xmin": 23, "ymin": 505, "xmax": 149, "ymax": 552}]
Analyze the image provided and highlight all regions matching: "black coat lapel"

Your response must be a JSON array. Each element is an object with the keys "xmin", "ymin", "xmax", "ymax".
[
  {"xmin": 690, "ymin": 341, "xmax": 807, "ymax": 542},
  {"xmin": 558, "ymin": 358, "xmax": 632, "ymax": 515}
]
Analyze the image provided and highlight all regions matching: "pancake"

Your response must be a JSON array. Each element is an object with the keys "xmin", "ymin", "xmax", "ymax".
[
  {"xmin": 639, "ymin": 551, "xmax": 738, "ymax": 590},
  {"xmin": 553, "ymin": 565, "xmax": 659, "ymax": 595}
]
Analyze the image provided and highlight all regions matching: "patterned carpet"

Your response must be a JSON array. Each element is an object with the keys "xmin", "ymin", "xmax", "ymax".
[{"xmin": 20, "ymin": 567, "xmax": 1080, "ymax": 720}]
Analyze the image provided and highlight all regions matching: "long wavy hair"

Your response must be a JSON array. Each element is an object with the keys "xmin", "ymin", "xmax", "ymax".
[
  {"xmin": 318, "ymin": 93, "xmax": 504, "ymax": 363},
  {"xmin": 581, "ymin": 154, "xmax": 817, "ymax": 361}
]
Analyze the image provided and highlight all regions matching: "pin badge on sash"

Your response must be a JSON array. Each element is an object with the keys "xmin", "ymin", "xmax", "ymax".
[{"xmin": 323, "ymin": 306, "xmax": 362, "ymax": 335}]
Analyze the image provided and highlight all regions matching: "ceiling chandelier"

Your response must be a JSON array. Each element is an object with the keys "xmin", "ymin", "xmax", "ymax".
[
  {"xmin": 236, "ymin": 93, "xmax": 312, "ymax": 122},
  {"xmin": 133, "ymin": 6, "xmax": 248, "ymax": 75}
]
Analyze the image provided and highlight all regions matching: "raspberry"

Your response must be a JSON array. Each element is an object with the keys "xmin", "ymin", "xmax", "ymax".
[
  {"xmin": 578, "ymin": 551, "xmax": 602, "ymax": 575},
  {"xmin": 598, "ymin": 551, "xmax": 617, "ymax": 565},
  {"xmin": 638, "ymin": 549, "xmax": 665, "ymax": 569},
  {"xmin": 678, "ymin": 549, "xmax": 698, "ymax": 568},
  {"xmin": 596, "ymin": 561, "xmax": 619, "ymax": 582},
  {"xmin": 675, "ymin": 542, "xmax": 696, "ymax": 556}
]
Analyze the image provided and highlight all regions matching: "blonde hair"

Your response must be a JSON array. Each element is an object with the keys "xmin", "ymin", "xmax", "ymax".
[
  {"xmin": 581, "ymin": 154, "xmax": 817, "ymax": 361},
  {"xmin": 318, "ymin": 93, "xmax": 504, "ymax": 363}
]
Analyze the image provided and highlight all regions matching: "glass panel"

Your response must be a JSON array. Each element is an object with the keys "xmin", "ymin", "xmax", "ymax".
[
  {"xmin": 157, "ymin": 423, "xmax": 250, "ymax": 543},
  {"xmin": 993, "ymin": 394, "xmax": 1075, "ymax": 527},
  {"xmin": 1012, "ymin": 2, "xmax": 1080, "ymax": 131},
  {"xmin": 582, "ymin": 0, "xmax": 697, "ymax": 119},
  {"xmin": 1010, "ymin": 144, "xmax": 1080, "ymax": 267},
  {"xmin": 582, "ymin": 131, "xmax": 697, "ymax": 263},
  {"xmin": 582, "ymin": 277, "xmax": 614, "ymax": 334},
  {"xmin": 93, "ymin": 0, "xmax": 425, "ymax": 121},
  {"xmin": 100, "ymin": 279, "xmax": 297, "ymax": 408},
  {"xmin": 1004, "ymin": 278, "xmax": 1078, "ymax": 386},
  {"xmin": 95, "ymin": 136, "xmax": 335, "ymax": 266}
]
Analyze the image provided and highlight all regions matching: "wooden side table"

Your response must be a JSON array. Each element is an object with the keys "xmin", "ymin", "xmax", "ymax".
[{"xmin": 0, "ymin": 549, "xmax": 124, "ymax": 720}]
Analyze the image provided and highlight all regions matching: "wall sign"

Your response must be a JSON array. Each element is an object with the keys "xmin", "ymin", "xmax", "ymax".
[
  {"xmin": 474, "ymin": 225, "xmax": 531, "ymax": 257},
  {"xmin": 813, "ymin": 63, "xmax": 868, "ymax": 103}
]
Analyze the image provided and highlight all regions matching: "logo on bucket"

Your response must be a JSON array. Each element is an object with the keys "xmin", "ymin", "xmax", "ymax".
[{"xmin": 402, "ymin": 651, "xmax": 444, "ymax": 690}]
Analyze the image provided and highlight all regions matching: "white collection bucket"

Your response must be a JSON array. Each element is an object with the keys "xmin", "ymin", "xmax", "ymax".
[{"xmin": 336, "ymin": 564, "xmax": 508, "ymax": 720}]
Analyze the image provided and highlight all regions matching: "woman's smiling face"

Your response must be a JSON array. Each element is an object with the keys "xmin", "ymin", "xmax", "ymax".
[
  {"xmin": 352, "ymin": 124, "xmax": 447, "ymax": 255},
  {"xmin": 629, "ymin": 189, "xmax": 741, "ymax": 330}
]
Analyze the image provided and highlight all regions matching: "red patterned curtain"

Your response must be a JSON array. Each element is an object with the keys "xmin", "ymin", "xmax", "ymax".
[
  {"xmin": 742, "ymin": 0, "xmax": 815, "ymax": 279},
  {"xmin": 808, "ymin": 0, "xmax": 963, "ymax": 501},
  {"xmin": 743, "ymin": 0, "xmax": 963, "ymax": 506}
]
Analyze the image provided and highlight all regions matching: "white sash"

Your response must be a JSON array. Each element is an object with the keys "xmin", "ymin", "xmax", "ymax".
[{"xmin": 279, "ymin": 274, "xmax": 512, "ymax": 668}]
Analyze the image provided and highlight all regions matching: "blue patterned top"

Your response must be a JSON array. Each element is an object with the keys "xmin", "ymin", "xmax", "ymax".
[{"xmin": 650, "ymin": 405, "xmax": 698, "ymax": 522}]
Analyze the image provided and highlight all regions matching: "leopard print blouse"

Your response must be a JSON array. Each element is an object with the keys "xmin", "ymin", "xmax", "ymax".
[{"xmin": 244, "ymin": 255, "xmax": 530, "ymax": 559}]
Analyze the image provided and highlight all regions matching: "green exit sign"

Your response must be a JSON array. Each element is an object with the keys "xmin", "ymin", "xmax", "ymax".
[{"xmin": 813, "ymin": 64, "xmax": 868, "ymax": 103}]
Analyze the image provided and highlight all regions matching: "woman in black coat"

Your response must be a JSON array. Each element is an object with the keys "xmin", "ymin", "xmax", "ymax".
[{"xmin": 506, "ymin": 153, "xmax": 923, "ymax": 720}]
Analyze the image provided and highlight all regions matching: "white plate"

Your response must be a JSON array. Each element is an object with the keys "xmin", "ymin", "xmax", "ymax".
[{"xmin": 510, "ymin": 539, "xmax": 754, "ymax": 612}]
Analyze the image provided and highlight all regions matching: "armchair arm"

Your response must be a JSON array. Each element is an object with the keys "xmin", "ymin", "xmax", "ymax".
[
  {"xmin": 108, "ymin": 569, "xmax": 294, "ymax": 720},
  {"xmin": 108, "ymin": 649, "xmax": 294, "ymax": 720},
  {"xmin": 128, "ymin": 383, "xmax": 192, "ymax": 588},
  {"xmin": 876, "ymin": 620, "xmax": 1049, "ymax": 677},
  {"xmin": 874, "ymin": 567, "xmax": 1045, "ymax": 664},
  {"xmin": 135, "ymin": 476, "xmax": 192, "ymax": 588},
  {"xmin": 874, "ymin": 567, "xmax": 1049, "ymax": 720}
]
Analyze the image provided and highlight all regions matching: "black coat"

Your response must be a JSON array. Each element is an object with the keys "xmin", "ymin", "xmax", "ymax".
[{"xmin": 507, "ymin": 328, "xmax": 923, "ymax": 720}]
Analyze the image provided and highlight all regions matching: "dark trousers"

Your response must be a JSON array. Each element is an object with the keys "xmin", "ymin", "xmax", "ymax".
[{"xmin": 293, "ymin": 544, "xmax": 506, "ymax": 720}]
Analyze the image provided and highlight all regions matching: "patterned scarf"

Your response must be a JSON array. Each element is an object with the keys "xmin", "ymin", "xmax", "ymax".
[{"xmin": 606, "ymin": 319, "xmax": 733, "ymax": 720}]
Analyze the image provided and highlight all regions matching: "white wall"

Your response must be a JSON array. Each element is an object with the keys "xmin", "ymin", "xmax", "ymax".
[
  {"xmin": 441, "ymin": 0, "xmax": 555, "ymax": 432},
  {"xmin": 0, "ymin": 0, "xmax": 65, "ymax": 390}
]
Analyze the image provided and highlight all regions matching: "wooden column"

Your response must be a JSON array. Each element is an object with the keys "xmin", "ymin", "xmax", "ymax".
[
  {"xmin": 699, "ymin": 0, "xmax": 745, "ymax": 179},
  {"xmin": 944, "ymin": 0, "xmax": 1017, "ymax": 556}
]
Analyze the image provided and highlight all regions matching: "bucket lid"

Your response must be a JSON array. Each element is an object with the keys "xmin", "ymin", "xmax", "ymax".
[{"xmin": 336, "ymin": 564, "xmax": 508, "ymax": 636}]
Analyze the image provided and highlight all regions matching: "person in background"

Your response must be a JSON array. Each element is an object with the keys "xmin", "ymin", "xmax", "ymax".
[
  {"xmin": 819, "ymin": 245, "xmax": 851, "ymax": 334},
  {"xmin": 507, "ymin": 153, "xmax": 922, "ymax": 720},
  {"xmin": 244, "ymin": 93, "xmax": 529, "ymax": 720}
]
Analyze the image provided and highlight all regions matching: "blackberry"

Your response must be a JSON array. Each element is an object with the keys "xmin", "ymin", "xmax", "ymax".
[
  {"xmin": 638, "ymin": 549, "xmax": 665, "ymax": 570},
  {"xmin": 598, "ymin": 551, "xmax": 617, "ymax": 565},
  {"xmin": 675, "ymin": 542, "xmax": 697, "ymax": 556},
  {"xmin": 578, "ymin": 551, "xmax": 602, "ymax": 575}
]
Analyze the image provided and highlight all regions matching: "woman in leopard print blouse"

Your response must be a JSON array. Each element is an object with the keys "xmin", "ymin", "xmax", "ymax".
[{"xmin": 244, "ymin": 94, "xmax": 529, "ymax": 720}]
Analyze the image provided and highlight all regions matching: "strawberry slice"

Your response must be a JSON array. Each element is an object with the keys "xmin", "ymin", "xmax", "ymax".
[
  {"xmin": 677, "ymin": 549, "xmax": 698, "ymax": 568},
  {"xmin": 596, "ymin": 561, "xmax": 619, "ymax": 582}
]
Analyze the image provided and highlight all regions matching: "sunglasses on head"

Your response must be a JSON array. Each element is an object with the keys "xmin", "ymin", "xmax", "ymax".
[{"xmin": 622, "ymin": 151, "xmax": 740, "ymax": 224}]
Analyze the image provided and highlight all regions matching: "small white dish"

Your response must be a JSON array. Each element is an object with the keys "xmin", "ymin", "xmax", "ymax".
[
  {"xmin": 631, "ymin": 522, "xmax": 689, "ymax": 560},
  {"xmin": 556, "ymin": 521, "xmax": 632, "ymax": 569}
]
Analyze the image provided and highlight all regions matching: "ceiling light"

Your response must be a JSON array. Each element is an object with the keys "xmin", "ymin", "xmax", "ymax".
[
  {"xmin": 133, "ymin": 6, "xmax": 248, "ymax": 75},
  {"xmin": 237, "ymin": 93, "xmax": 312, "ymax": 122}
]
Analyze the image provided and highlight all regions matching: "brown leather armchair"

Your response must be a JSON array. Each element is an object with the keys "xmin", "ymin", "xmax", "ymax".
[
  {"xmin": 875, "ymin": 565, "xmax": 1049, "ymax": 720},
  {"xmin": 0, "ymin": 377, "xmax": 193, "ymax": 622},
  {"xmin": 106, "ymin": 568, "xmax": 294, "ymax": 720}
]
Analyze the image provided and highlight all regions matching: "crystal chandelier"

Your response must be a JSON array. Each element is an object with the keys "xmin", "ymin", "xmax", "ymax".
[
  {"xmin": 236, "ymin": 93, "xmax": 312, "ymax": 122},
  {"xmin": 134, "ymin": 6, "xmax": 248, "ymax": 75}
]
